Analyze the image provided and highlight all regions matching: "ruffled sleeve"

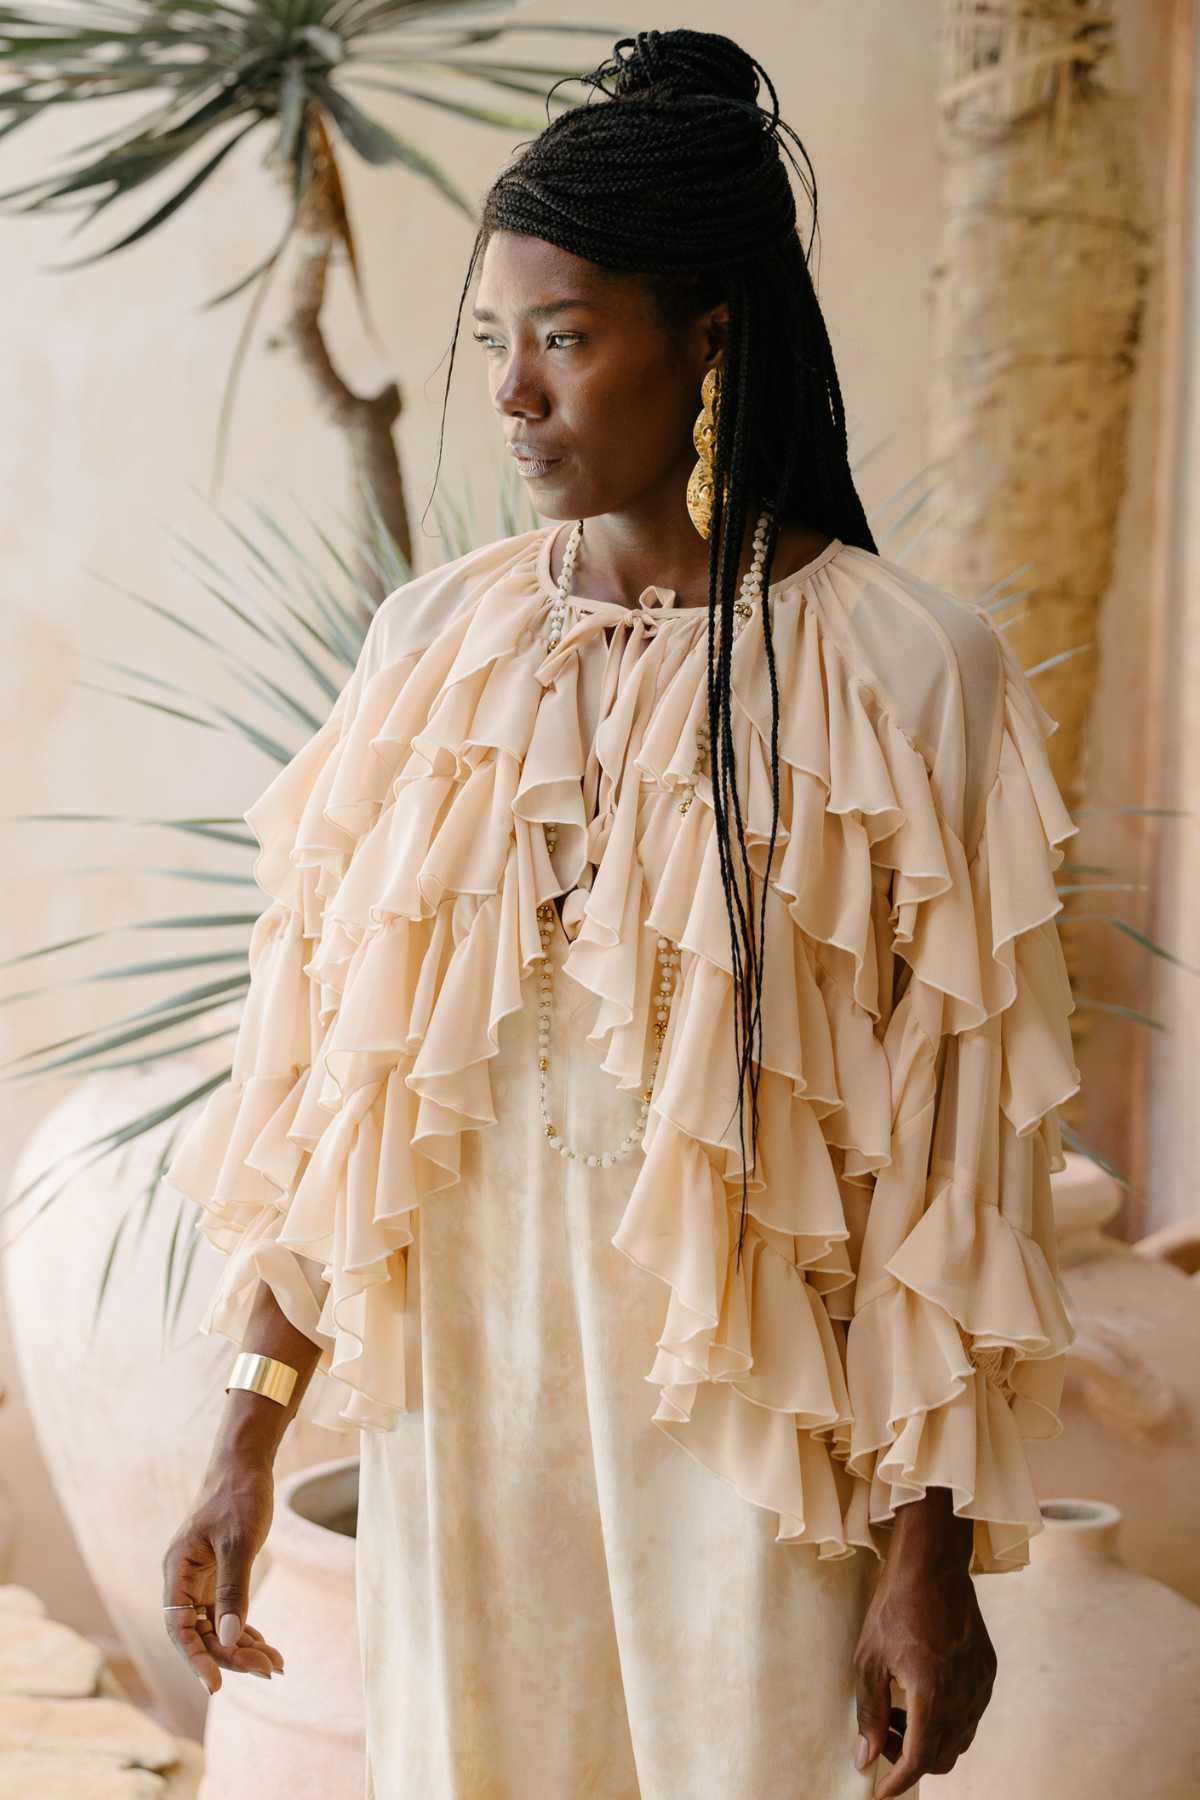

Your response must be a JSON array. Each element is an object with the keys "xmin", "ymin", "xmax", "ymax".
[
  {"xmin": 841, "ymin": 606, "xmax": 1081, "ymax": 1574},
  {"xmin": 163, "ymin": 597, "xmax": 394, "ymax": 1430},
  {"xmin": 163, "ymin": 529, "xmax": 547, "ymax": 1432},
  {"xmin": 595, "ymin": 558, "xmax": 1081, "ymax": 1577}
]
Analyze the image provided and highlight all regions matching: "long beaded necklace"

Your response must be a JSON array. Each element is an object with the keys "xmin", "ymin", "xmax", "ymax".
[{"xmin": 535, "ymin": 507, "xmax": 775, "ymax": 1167}]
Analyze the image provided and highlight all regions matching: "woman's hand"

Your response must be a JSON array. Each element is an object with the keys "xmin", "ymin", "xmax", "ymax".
[
  {"xmin": 161, "ymin": 1458, "xmax": 285, "ymax": 1695},
  {"xmin": 852, "ymin": 1488, "xmax": 997, "ymax": 1797}
]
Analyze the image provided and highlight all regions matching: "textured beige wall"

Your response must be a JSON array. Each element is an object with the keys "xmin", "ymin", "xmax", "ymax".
[
  {"xmin": 1140, "ymin": 0, "xmax": 1200, "ymax": 1238},
  {"xmin": 0, "ymin": 0, "xmax": 1182, "ymax": 1636},
  {"xmin": 1075, "ymin": 0, "xmax": 1196, "ymax": 1239}
]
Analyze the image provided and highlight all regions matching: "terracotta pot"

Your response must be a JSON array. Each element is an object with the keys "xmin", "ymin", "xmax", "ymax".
[
  {"xmin": 0, "ymin": 1385, "xmax": 14, "ymax": 1580},
  {"xmin": 935, "ymin": 1500, "xmax": 1200, "ymax": 1796},
  {"xmin": 198, "ymin": 1457, "xmax": 364, "ymax": 1800},
  {"xmin": 1, "ymin": 1033, "xmax": 357, "ymax": 1737},
  {"xmin": 1028, "ymin": 1153, "xmax": 1200, "ymax": 1602}
]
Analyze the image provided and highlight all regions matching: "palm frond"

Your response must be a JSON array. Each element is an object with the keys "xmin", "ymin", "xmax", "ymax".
[
  {"xmin": 1058, "ymin": 1118, "xmax": 1131, "ymax": 1189},
  {"xmin": 0, "ymin": 0, "xmax": 613, "ymax": 272},
  {"xmin": 6, "ymin": 495, "xmax": 386, "ymax": 1127}
]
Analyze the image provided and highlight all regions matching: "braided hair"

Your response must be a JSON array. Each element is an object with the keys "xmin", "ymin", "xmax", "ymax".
[{"xmin": 432, "ymin": 28, "xmax": 878, "ymax": 1266}]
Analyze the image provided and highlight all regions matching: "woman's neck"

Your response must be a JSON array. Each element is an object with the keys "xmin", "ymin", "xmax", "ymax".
[{"xmin": 549, "ymin": 511, "xmax": 832, "ymax": 611}]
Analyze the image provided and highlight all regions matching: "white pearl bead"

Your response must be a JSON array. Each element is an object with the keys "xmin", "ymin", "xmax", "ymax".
[
  {"xmin": 537, "ymin": 918, "xmax": 675, "ymax": 1165},
  {"xmin": 540, "ymin": 524, "xmax": 697, "ymax": 1169}
]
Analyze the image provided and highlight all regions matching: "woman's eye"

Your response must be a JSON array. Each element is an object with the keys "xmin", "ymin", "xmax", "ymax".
[{"xmin": 470, "ymin": 332, "xmax": 580, "ymax": 351}]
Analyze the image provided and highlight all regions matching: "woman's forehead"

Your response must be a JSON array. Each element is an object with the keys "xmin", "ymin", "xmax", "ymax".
[{"xmin": 476, "ymin": 235, "xmax": 636, "ymax": 307}]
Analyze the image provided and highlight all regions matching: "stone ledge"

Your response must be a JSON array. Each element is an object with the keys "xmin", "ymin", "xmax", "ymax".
[{"xmin": 0, "ymin": 1584, "xmax": 202, "ymax": 1795}]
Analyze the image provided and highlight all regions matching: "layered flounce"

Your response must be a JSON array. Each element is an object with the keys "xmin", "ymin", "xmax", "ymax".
[
  {"xmin": 840, "ymin": 619, "xmax": 1082, "ymax": 1572},
  {"xmin": 166, "ymin": 530, "xmax": 1080, "ymax": 1570}
]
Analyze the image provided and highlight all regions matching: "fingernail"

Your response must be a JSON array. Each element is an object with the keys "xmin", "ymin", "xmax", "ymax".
[
  {"xmin": 855, "ymin": 1734, "xmax": 870, "ymax": 1771},
  {"xmin": 218, "ymin": 1613, "xmax": 241, "ymax": 1647}
]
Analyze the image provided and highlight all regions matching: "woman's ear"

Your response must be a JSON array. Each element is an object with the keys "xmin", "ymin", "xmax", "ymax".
[{"xmin": 695, "ymin": 301, "xmax": 731, "ymax": 375}]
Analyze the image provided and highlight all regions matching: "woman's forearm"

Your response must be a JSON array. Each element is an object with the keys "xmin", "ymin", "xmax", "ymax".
[
  {"xmin": 886, "ymin": 1484, "xmax": 974, "ymax": 1577},
  {"xmin": 202, "ymin": 1281, "xmax": 325, "ymax": 1484}
]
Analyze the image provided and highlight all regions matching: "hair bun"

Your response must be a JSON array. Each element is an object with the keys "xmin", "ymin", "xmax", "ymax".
[{"xmin": 583, "ymin": 29, "xmax": 763, "ymax": 110}]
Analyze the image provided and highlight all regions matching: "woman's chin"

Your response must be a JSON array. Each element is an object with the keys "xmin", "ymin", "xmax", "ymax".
[{"xmin": 531, "ymin": 491, "xmax": 583, "ymax": 520}]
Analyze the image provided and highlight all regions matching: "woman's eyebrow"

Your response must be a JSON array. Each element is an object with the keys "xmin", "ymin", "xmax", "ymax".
[{"xmin": 471, "ymin": 299, "xmax": 600, "ymax": 323}]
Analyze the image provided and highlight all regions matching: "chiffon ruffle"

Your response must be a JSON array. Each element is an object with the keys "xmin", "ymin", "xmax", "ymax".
[{"xmin": 166, "ymin": 527, "xmax": 1080, "ymax": 1573}]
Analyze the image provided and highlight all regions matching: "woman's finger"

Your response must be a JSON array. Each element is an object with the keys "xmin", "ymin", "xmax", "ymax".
[
  {"xmin": 872, "ymin": 1685, "xmax": 935, "ymax": 1798},
  {"xmin": 195, "ymin": 1612, "xmax": 275, "ymax": 1680},
  {"xmin": 161, "ymin": 1541, "xmax": 221, "ymax": 1692},
  {"xmin": 241, "ymin": 1621, "xmax": 285, "ymax": 1672},
  {"xmin": 162, "ymin": 1603, "xmax": 222, "ymax": 1695},
  {"xmin": 854, "ymin": 1657, "xmax": 894, "ymax": 1770}
]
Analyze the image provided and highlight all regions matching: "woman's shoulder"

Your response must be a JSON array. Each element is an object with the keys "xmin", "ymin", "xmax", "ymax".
[
  {"xmin": 362, "ymin": 523, "xmax": 547, "ymax": 673},
  {"xmin": 818, "ymin": 542, "xmax": 1004, "ymax": 721},
  {"xmin": 814, "ymin": 541, "xmax": 1010, "ymax": 854}
]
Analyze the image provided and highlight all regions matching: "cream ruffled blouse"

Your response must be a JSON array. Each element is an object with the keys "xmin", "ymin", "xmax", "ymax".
[{"xmin": 166, "ymin": 521, "xmax": 1081, "ymax": 1577}]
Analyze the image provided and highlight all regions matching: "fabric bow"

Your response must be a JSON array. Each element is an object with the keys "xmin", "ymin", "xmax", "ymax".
[{"xmin": 534, "ymin": 586, "xmax": 690, "ymax": 688}]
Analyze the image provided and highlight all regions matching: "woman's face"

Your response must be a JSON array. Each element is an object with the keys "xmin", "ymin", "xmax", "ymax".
[{"xmin": 471, "ymin": 230, "xmax": 728, "ymax": 523}]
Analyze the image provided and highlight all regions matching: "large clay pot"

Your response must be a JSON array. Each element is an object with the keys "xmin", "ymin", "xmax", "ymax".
[
  {"xmin": 935, "ymin": 1500, "xmax": 1200, "ymax": 1797},
  {"xmin": 1, "ymin": 1031, "xmax": 356, "ymax": 1737},
  {"xmin": 198, "ymin": 1457, "xmax": 364, "ymax": 1800},
  {"xmin": 1030, "ymin": 1154, "xmax": 1200, "ymax": 1602},
  {"xmin": 0, "ymin": 1384, "xmax": 14, "ymax": 1581}
]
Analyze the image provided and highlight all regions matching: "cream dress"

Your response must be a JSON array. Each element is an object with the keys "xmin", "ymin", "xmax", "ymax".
[{"xmin": 166, "ymin": 521, "xmax": 1081, "ymax": 1799}]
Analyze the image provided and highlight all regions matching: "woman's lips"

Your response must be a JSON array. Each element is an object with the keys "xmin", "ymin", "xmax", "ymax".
[{"xmin": 512, "ymin": 449, "xmax": 562, "ymax": 478}]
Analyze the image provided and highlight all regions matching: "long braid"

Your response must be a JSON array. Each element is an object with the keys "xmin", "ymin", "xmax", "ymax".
[{"xmin": 428, "ymin": 30, "xmax": 878, "ymax": 1266}]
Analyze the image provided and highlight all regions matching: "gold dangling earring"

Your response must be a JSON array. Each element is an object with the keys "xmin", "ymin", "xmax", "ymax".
[{"xmin": 686, "ymin": 364, "xmax": 724, "ymax": 540}]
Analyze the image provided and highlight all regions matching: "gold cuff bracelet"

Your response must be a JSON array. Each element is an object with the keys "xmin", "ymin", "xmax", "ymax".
[{"xmin": 225, "ymin": 1350, "xmax": 298, "ymax": 1408}]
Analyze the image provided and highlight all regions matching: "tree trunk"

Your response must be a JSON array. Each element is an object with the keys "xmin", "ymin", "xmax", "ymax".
[
  {"xmin": 927, "ymin": 0, "xmax": 1154, "ymax": 1122},
  {"xmin": 274, "ymin": 106, "xmax": 413, "ymax": 605}
]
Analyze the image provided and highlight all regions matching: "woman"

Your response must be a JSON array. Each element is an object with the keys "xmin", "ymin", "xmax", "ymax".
[{"xmin": 162, "ymin": 30, "xmax": 1080, "ymax": 1800}]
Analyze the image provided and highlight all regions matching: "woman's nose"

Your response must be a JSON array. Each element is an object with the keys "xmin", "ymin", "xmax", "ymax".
[{"xmin": 497, "ymin": 361, "xmax": 552, "ymax": 417}]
